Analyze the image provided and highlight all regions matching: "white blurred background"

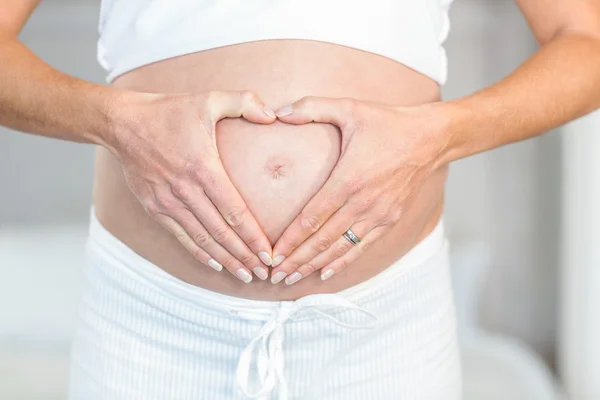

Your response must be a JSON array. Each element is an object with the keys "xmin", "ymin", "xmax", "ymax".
[{"xmin": 1, "ymin": 0, "xmax": 598, "ymax": 399}]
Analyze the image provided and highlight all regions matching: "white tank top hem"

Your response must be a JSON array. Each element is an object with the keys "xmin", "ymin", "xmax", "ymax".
[{"xmin": 97, "ymin": 0, "xmax": 454, "ymax": 85}]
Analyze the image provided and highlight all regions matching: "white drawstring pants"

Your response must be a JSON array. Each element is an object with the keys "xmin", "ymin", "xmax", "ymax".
[{"xmin": 67, "ymin": 212, "xmax": 461, "ymax": 400}]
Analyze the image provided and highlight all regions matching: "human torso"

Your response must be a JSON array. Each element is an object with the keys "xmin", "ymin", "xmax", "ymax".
[{"xmin": 94, "ymin": 39, "xmax": 448, "ymax": 301}]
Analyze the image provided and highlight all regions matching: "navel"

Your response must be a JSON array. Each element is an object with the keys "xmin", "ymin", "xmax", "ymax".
[{"xmin": 264, "ymin": 156, "xmax": 293, "ymax": 180}]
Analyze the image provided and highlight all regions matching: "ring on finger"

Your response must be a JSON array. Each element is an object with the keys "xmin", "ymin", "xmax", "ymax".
[{"xmin": 342, "ymin": 228, "xmax": 361, "ymax": 245}]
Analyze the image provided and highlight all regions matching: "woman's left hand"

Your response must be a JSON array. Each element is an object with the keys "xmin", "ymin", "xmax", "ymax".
[{"xmin": 269, "ymin": 97, "xmax": 449, "ymax": 285}]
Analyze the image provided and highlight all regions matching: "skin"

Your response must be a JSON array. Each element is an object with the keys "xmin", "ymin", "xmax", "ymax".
[
  {"xmin": 1, "ymin": 0, "xmax": 443, "ymax": 300},
  {"xmin": 269, "ymin": 0, "xmax": 600, "ymax": 285},
  {"xmin": 1, "ymin": 1, "xmax": 599, "ymax": 296},
  {"xmin": 0, "ymin": 0, "xmax": 278, "ymax": 282},
  {"xmin": 96, "ymin": 40, "xmax": 443, "ymax": 300}
]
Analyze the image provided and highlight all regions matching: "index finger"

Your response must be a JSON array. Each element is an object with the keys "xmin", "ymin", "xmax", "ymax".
[
  {"xmin": 275, "ymin": 96, "xmax": 352, "ymax": 127},
  {"xmin": 197, "ymin": 161, "xmax": 274, "ymax": 265},
  {"xmin": 271, "ymin": 173, "xmax": 349, "ymax": 267}
]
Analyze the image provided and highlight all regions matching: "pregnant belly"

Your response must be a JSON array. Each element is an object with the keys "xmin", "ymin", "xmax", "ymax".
[
  {"xmin": 94, "ymin": 39, "xmax": 447, "ymax": 300},
  {"xmin": 217, "ymin": 118, "xmax": 341, "ymax": 244}
]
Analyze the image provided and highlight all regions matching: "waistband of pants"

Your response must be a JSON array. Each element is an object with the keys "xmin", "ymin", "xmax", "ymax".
[{"xmin": 87, "ymin": 207, "xmax": 446, "ymax": 321}]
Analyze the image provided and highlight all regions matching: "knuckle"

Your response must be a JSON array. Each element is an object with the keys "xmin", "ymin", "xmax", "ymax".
[
  {"xmin": 332, "ymin": 243, "xmax": 350, "ymax": 259},
  {"xmin": 389, "ymin": 209, "xmax": 402, "ymax": 224},
  {"xmin": 171, "ymin": 181, "xmax": 189, "ymax": 201},
  {"xmin": 368, "ymin": 197, "xmax": 391, "ymax": 221},
  {"xmin": 155, "ymin": 194, "xmax": 176, "ymax": 210},
  {"xmin": 222, "ymin": 257, "xmax": 241, "ymax": 270},
  {"xmin": 344, "ymin": 178, "xmax": 363, "ymax": 196},
  {"xmin": 338, "ymin": 258, "xmax": 348, "ymax": 270},
  {"xmin": 374, "ymin": 207, "xmax": 389, "ymax": 223},
  {"xmin": 300, "ymin": 213, "xmax": 322, "ymax": 234},
  {"xmin": 284, "ymin": 259, "xmax": 301, "ymax": 271},
  {"xmin": 243, "ymin": 235, "xmax": 261, "ymax": 250},
  {"xmin": 355, "ymin": 195, "xmax": 376, "ymax": 214},
  {"xmin": 303, "ymin": 263, "xmax": 318, "ymax": 273},
  {"xmin": 192, "ymin": 165, "xmax": 217, "ymax": 187},
  {"xmin": 191, "ymin": 248, "xmax": 205, "ymax": 261},
  {"xmin": 187, "ymin": 164, "xmax": 204, "ymax": 182},
  {"xmin": 314, "ymin": 235, "xmax": 333, "ymax": 253},
  {"xmin": 194, "ymin": 231, "xmax": 213, "ymax": 248},
  {"xmin": 238, "ymin": 253, "xmax": 255, "ymax": 266},
  {"xmin": 300, "ymin": 96, "xmax": 315, "ymax": 109},
  {"xmin": 144, "ymin": 202, "xmax": 160, "ymax": 217},
  {"xmin": 211, "ymin": 226, "xmax": 230, "ymax": 244},
  {"xmin": 382, "ymin": 206, "xmax": 402, "ymax": 225},
  {"xmin": 364, "ymin": 195, "xmax": 377, "ymax": 209},
  {"xmin": 226, "ymin": 207, "xmax": 247, "ymax": 229},
  {"xmin": 240, "ymin": 90, "xmax": 259, "ymax": 105},
  {"xmin": 174, "ymin": 232, "xmax": 190, "ymax": 246}
]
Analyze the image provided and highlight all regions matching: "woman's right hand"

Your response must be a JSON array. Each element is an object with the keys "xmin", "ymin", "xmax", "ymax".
[{"xmin": 104, "ymin": 90, "xmax": 277, "ymax": 283}]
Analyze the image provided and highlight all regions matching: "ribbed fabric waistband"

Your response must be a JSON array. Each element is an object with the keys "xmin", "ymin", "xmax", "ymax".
[{"xmin": 87, "ymin": 208, "xmax": 445, "ymax": 321}]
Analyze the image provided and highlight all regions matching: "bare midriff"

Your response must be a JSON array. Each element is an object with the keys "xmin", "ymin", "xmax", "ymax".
[{"xmin": 94, "ymin": 39, "xmax": 448, "ymax": 301}]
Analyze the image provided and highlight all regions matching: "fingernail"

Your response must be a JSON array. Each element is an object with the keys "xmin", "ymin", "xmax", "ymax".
[
  {"xmin": 285, "ymin": 272, "xmax": 302, "ymax": 285},
  {"xmin": 253, "ymin": 266, "xmax": 268, "ymax": 280},
  {"xmin": 208, "ymin": 259, "xmax": 223, "ymax": 272},
  {"xmin": 275, "ymin": 105, "xmax": 293, "ymax": 117},
  {"xmin": 263, "ymin": 106, "xmax": 276, "ymax": 118},
  {"xmin": 258, "ymin": 251, "xmax": 273, "ymax": 266},
  {"xmin": 271, "ymin": 271, "xmax": 287, "ymax": 284},
  {"xmin": 236, "ymin": 268, "xmax": 253, "ymax": 283},
  {"xmin": 321, "ymin": 269, "xmax": 334, "ymax": 281},
  {"xmin": 272, "ymin": 255, "xmax": 286, "ymax": 267}
]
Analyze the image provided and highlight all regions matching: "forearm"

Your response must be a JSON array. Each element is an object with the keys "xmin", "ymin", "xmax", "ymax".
[
  {"xmin": 434, "ymin": 32, "xmax": 600, "ymax": 165},
  {"xmin": 0, "ymin": 36, "xmax": 121, "ymax": 148}
]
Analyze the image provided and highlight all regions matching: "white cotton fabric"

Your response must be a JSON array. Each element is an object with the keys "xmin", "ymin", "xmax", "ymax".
[
  {"xmin": 67, "ymin": 211, "xmax": 461, "ymax": 399},
  {"xmin": 97, "ymin": 0, "xmax": 455, "ymax": 85}
]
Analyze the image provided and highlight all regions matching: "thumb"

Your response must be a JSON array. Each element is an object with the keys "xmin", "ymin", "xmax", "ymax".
[
  {"xmin": 207, "ymin": 90, "xmax": 277, "ymax": 124},
  {"xmin": 275, "ymin": 96, "xmax": 351, "ymax": 128}
]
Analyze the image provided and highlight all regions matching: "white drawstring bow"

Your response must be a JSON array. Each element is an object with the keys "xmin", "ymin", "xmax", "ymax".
[{"xmin": 235, "ymin": 294, "xmax": 379, "ymax": 400}]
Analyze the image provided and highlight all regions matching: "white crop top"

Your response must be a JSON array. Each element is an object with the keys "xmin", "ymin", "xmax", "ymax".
[{"xmin": 97, "ymin": 0, "xmax": 454, "ymax": 85}]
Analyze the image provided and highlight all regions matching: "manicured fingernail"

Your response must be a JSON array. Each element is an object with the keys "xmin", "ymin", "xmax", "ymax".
[
  {"xmin": 271, "ymin": 271, "xmax": 287, "ymax": 284},
  {"xmin": 263, "ymin": 106, "xmax": 276, "ymax": 118},
  {"xmin": 321, "ymin": 269, "xmax": 334, "ymax": 281},
  {"xmin": 253, "ymin": 266, "xmax": 268, "ymax": 280},
  {"xmin": 208, "ymin": 259, "xmax": 223, "ymax": 272},
  {"xmin": 275, "ymin": 105, "xmax": 293, "ymax": 117},
  {"xmin": 236, "ymin": 268, "xmax": 253, "ymax": 283},
  {"xmin": 285, "ymin": 272, "xmax": 302, "ymax": 285},
  {"xmin": 272, "ymin": 255, "xmax": 286, "ymax": 267},
  {"xmin": 258, "ymin": 251, "xmax": 272, "ymax": 266}
]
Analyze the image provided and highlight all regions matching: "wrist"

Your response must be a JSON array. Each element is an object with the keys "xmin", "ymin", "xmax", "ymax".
[
  {"xmin": 100, "ymin": 89, "xmax": 156, "ymax": 156},
  {"xmin": 416, "ymin": 100, "xmax": 474, "ymax": 168},
  {"xmin": 80, "ymin": 85, "xmax": 128, "ymax": 151}
]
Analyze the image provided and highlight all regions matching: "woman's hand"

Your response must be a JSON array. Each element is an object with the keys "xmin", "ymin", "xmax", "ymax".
[
  {"xmin": 105, "ymin": 90, "xmax": 277, "ymax": 283},
  {"xmin": 269, "ymin": 97, "xmax": 449, "ymax": 285}
]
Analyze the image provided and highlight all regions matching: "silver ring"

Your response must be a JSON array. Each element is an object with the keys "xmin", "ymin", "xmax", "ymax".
[{"xmin": 342, "ymin": 229, "xmax": 361, "ymax": 245}]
